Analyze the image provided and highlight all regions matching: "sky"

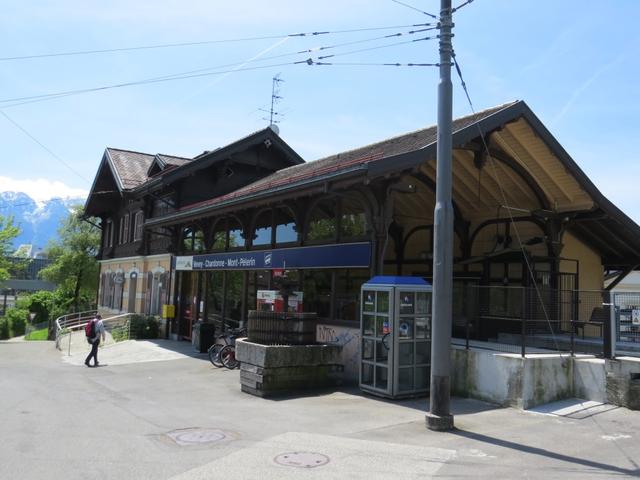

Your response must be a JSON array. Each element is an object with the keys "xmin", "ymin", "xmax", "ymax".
[{"xmin": 0, "ymin": 0, "xmax": 639, "ymax": 222}]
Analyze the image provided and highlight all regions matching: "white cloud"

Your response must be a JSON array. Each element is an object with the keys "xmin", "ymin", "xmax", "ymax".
[{"xmin": 0, "ymin": 177, "xmax": 88, "ymax": 203}]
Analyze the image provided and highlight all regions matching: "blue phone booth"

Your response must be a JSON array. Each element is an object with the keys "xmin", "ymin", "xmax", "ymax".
[{"xmin": 359, "ymin": 276, "xmax": 432, "ymax": 399}]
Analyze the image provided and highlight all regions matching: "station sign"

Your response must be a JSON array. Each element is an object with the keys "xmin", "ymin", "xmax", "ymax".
[{"xmin": 174, "ymin": 242, "xmax": 371, "ymax": 271}]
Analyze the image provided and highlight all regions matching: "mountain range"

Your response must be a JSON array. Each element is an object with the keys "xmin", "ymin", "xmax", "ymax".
[{"xmin": 0, "ymin": 192, "xmax": 86, "ymax": 253}]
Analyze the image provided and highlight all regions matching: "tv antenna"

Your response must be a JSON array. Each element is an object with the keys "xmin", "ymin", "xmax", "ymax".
[{"xmin": 260, "ymin": 73, "xmax": 284, "ymax": 128}]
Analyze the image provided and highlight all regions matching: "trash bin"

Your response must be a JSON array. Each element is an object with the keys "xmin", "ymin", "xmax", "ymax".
[{"xmin": 193, "ymin": 322, "xmax": 215, "ymax": 353}]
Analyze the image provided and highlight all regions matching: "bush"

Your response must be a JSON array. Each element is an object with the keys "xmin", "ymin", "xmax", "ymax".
[
  {"xmin": 5, "ymin": 307, "xmax": 28, "ymax": 337},
  {"xmin": 129, "ymin": 315, "xmax": 159, "ymax": 340}
]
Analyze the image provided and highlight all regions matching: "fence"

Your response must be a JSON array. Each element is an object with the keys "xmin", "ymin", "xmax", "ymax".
[{"xmin": 452, "ymin": 285, "xmax": 617, "ymax": 357}]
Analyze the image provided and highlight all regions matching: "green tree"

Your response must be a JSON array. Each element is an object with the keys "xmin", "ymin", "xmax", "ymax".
[
  {"xmin": 0, "ymin": 215, "xmax": 20, "ymax": 282},
  {"xmin": 39, "ymin": 206, "xmax": 100, "ymax": 312}
]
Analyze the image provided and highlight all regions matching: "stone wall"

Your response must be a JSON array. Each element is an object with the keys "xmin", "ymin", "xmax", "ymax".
[{"xmin": 236, "ymin": 339, "xmax": 343, "ymax": 397}]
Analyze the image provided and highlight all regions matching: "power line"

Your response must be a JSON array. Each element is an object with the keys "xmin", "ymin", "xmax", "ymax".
[
  {"xmin": 305, "ymin": 61, "xmax": 439, "ymax": 67},
  {"xmin": 1, "ymin": 33, "xmax": 433, "ymax": 109},
  {"xmin": 0, "ymin": 23, "xmax": 435, "ymax": 62},
  {"xmin": 0, "ymin": 110, "xmax": 90, "ymax": 184},
  {"xmin": 452, "ymin": 0, "xmax": 474, "ymax": 12},
  {"xmin": 390, "ymin": 0, "xmax": 438, "ymax": 19}
]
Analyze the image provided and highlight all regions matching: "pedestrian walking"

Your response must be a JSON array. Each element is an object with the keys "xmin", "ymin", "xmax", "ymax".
[{"xmin": 84, "ymin": 314, "xmax": 105, "ymax": 367}]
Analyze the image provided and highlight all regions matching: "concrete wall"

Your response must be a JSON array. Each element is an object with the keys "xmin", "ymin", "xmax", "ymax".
[
  {"xmin": 451, "ymin": 348, "xmax": 572, "ymax": 409},
  {"xmin": 452, "ymin": 348, "xmax": 640, "ymax": 410},
  {"xmin": 316, "ymin": 323, "xmax": 360, "ymax": 383}
]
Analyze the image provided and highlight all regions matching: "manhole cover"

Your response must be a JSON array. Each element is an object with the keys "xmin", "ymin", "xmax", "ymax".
[
  {"xmin": 166, "ymin": 428, "xmax": 227, "ymax": 446},
  {"xmin": 274, "ymin": 452, "xmax": 330, "ymax": 469}
]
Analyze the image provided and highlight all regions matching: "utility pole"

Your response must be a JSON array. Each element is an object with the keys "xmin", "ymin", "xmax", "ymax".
[{"xmin": 426, "ymin": 0, "xmax": 455, "ymax": 431}]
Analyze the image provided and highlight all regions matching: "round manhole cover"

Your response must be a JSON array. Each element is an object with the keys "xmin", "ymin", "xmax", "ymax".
[
  {"xmin": 274, "ymin": 452, "xmax": 330, "ymax": 469},
  {"xmin": 166, "ymin": 428, "xmax": 227, "ymax": 446}
]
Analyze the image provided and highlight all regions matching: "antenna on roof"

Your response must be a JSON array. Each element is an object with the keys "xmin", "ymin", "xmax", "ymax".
[{"xmin": 260, "ymin": 73, "xmax": 284, "ymax": 134}]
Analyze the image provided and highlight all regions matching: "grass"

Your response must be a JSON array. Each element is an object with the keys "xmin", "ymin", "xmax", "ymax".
[{"xmin": 25, "ymin": 328, "xmax": 49, "ymax": 341}]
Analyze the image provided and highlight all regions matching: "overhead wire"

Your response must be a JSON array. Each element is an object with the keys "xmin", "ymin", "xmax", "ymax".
[
  {"xmin": 0, "ymin": 23, "xmax": 435, "ymax": 62},
  {"xmin": 0, "ymin": 110, "xmax": 90, "ymax": 184},
  {"xmin": 0, "ymin": 31, "xmax": 437, "ymax": 109},
  {"xmin": 453, "ymin": 0, "xmax": 475, "ymax": 12},
  {"xmin": 451, "ymin": 50, "xmax": 564, "ymax": 356},
  {"xmin": 390, "ymin": 0, "xmax": 438, "ymax": 19}
]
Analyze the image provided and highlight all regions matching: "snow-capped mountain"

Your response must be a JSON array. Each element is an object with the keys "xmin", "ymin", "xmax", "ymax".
[{"xmin": 0, "ymin": 191, "xmax": 85, "ymax": 252}]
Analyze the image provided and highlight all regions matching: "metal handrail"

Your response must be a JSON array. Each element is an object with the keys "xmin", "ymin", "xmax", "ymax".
[{"xmin": 55, "ymin": 311, "xmax": 135, "ymax": 355}]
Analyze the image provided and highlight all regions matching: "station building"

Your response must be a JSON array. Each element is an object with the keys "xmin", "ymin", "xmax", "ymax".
[{"xmin": 85, "ymin": 100, "xmax": 640, "ymax": 352}]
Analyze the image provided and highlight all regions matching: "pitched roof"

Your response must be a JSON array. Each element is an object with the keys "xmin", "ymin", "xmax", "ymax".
[
  {"xmin": 106, "ymin": 148, "xmax": 156, "ymax": 190},
  {"xmin": 170, "ymin": 101, "xmax": 518, "ymax": 214}
]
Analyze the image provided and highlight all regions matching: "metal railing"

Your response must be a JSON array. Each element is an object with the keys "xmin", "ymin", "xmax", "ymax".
[
  {"xmin": 453, "ymin": 285, "xmax": 617, "ymax": 357},
  {"xmin": 55, "ymin": 311, "xmax": 135, "ymax": 356}
]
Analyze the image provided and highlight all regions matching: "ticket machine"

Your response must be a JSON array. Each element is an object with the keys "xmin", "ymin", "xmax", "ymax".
[{"xmin": 359, "ymin": 276, "xmax": 432, "ymax": 399}]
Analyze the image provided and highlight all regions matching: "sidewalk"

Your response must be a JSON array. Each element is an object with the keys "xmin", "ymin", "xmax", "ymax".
[{"xmin": 1, "ymin": 340, "xmax": 638, "ymax": 479}]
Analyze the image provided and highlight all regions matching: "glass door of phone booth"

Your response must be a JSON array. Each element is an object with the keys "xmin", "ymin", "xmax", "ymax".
[{"xmin": 360, "ymin": 276, "xmax": 432, "ymax": 399}]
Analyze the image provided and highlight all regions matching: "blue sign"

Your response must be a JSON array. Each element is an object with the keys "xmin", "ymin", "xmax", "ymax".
[{"xmin": 175, "ymin": 242, "xmax": 371, "ymax": 271}]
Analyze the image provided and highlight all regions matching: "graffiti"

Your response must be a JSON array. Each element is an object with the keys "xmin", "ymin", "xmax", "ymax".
[
  {"xmin": 316, "ymin": 324, "xmax": 361, "ymax": 379},
  {"xmin": 317, "ymin": 325, "xmax": 337, "ymax": 343}
]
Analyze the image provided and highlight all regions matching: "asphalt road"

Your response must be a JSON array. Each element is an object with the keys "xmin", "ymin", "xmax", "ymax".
[{"xmin": 1, "ymin": 339, "xmax": 639, "ymax": 479}]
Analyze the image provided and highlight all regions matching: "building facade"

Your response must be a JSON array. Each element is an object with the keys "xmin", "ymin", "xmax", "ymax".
[{"xmin": 85, "ymin": 101, "xmax": 640, "ymax": 344}]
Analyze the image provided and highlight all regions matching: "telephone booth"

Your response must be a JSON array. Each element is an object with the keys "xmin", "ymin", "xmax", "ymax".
[{"xmin": 359, "ymin": 276, "xmax": 432, "ymax": 399}]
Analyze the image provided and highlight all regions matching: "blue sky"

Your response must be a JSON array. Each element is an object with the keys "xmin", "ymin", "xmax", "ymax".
[{"xmin": 0, "ymin": 0, "xmax": 639, "ymax": 223}]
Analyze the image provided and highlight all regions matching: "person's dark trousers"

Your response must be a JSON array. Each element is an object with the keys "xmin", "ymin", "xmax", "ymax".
[{"xmin": 85, "ymin": 339, "xmax": 100, "ymax": 366}]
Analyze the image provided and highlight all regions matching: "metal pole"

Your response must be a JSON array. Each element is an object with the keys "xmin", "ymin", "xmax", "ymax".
[{"xmin": 426, "ymin": 0, "xmax": 455, "ymax": 431}]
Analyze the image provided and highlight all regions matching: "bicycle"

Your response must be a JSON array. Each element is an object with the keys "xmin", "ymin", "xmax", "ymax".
[
  {"xmin": 219, "ymin": 343, "xmax": 240, "ymax": 369},
  {"xmin": 208, "ymin": 326, "xmax": 246, "ymax": 368}
]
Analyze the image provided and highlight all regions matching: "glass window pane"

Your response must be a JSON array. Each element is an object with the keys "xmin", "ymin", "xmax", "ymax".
[
  {"xmin": 362, "ymin": 339, "xmax": 374, "ymax": 360},
  {"xmin": 303, "ymin": 270, "xmax": 331, "ymax": 320},
  {"xmin": 415, "ymin": 316, "xmax": 431, "ymax": 339},
  {"xmin": 377, "ymin": 291, "xmax": 389, "ymax": 313},
  {"xmin": 398, "ymin": 318, "xmax": 414, "ymax": 339},
  {"xmin": 340, "ymin": 212, "xmax": 366, "ymax": 239},
  {"xmin": 307, "ymin": 199, "xmax": 337, "ymax": 241},
  {"xmin": 376, "ymin": 316, "xmax": 390, "ymax": 337},
  {"xmin": 253, "ymin": 211, "xmax": 272, "ymax": 247},
  {"xmin": 336, "ymin": 269, "xmax": 368, "ymax": 323},
  {"xmin": 228, "ymin": 221, "xmax": 244, "ymax": 248},
  {"xmin": 375, "ymin": 366, "xmax": 388, "ymax": 390},
  {"xmin": 363, "ymin": 290, "xmax": 375, "ymax": 312},
  {"xmin": 416, "ymin": 292, "xmax": 430, "ymax": 314},
  {"xmin": 415, "ymin": 366, "xmax": 429, "ymax": 389},
  {"xmin": 362, "ymin": 314, "xmax": 375, "ymax": 336},
  {"xmin": 362, "ymin": 363, "xmax": 373, "ymax": 386},
  {"xmin": 399, "ymin": 292, "xmax": 415, "ymax": 314},
  {"xmin": 275, "ymin": 208, "xmax": 298, "ymax": 244},
  {"xmin": 399, "ymin": 342, "xmax": 413, "ymax": 366},
  {"xmin": 376, "ymin": 341, "xmax": 389, "ymax": 364},
  {"xmin": 399, "ymin": 367, "xmax": 414, "ymax": 392},
  {"xmin": 224, "ymin": 271, "xmax": 243, "ymax": 326},
  {"xmin": 415, "ymin": 341, "xmax": 430, "ymax": 364}
]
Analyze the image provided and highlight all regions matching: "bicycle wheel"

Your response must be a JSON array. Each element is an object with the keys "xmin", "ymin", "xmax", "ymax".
[
  {"xmin": 208, "ymin": 344, "xmax": 224, "ymax": 368},
  {"xmin": 219, "ymin": 345, "xmax": 240, "ymax": 369}
]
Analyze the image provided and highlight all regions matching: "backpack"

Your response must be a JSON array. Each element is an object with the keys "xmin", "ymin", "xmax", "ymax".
[{"xmin": 85, "ymin": 319, "xmax": 97, "ymax": 339}]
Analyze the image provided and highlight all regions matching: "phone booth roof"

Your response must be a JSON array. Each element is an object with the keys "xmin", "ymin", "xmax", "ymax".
[{"xmin": 364, "ymin": 276, "xmax": 431, "ymax": 287}]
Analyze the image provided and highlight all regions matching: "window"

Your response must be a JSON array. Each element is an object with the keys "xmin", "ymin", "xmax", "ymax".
[
  {"xmin": 275, "ymin": 208, "xmax": 297, "ymax": 244},
  {"xmin": 253, "ymin": 210, "xmax": 273, "ymax": 247},
  {"xmin": 146, "ymin": 271, "xmax": 168, "ymax": 316},
  {"xmin": 105, "ymin": 219, "xmax": 114, "ymax": 248},
  {"xmin": 306, "ymin": 198, "xmax": 337, "ymax": 242},
  {"xmin": 183, "ymin": 226, "xmax": 205, "ymax": 252},
  {"xmin": 133, "ymin": 211, "xmax": 144, "ymax": 241},
  {"xmin": 228, "ymin": 219, "xmax": 244, "ymax": 249},
  {"xmin": 303, "ymin": 270, "xmax": 332, "ymax": 319},
  {"xmin": 119, "ymin": 214, "xmax": 130, "ymax": 244},
  {"xmin": 340, "ymin": 197, "xmax": 367, "ymax": 239}
]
